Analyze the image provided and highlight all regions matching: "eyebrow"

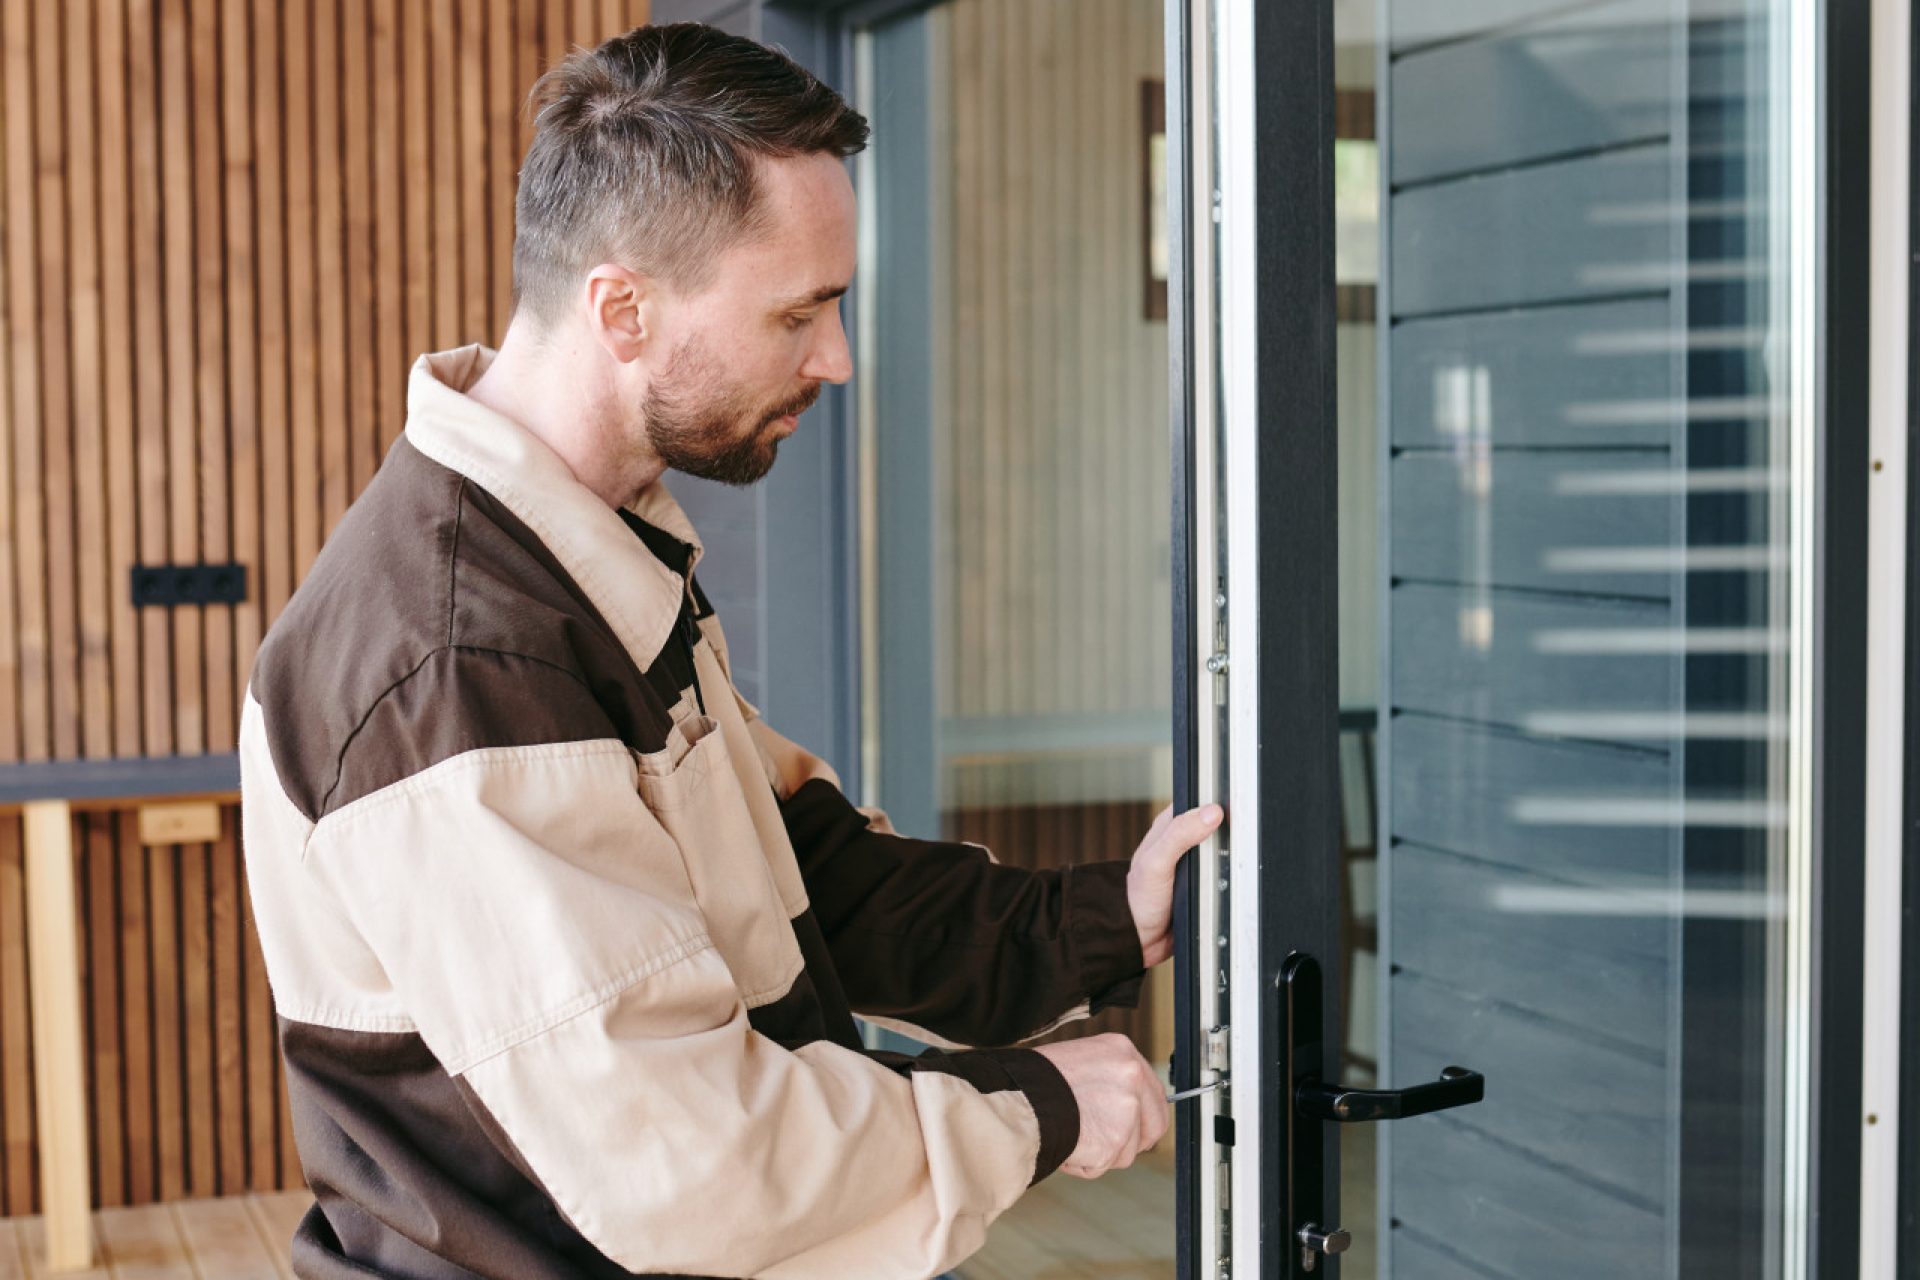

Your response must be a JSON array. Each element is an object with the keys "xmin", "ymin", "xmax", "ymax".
[{"xmin": 774, "ymin": 283, "xmax": 850, "ymax": 309}]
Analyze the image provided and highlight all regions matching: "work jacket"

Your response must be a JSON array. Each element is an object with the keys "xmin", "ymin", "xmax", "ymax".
[{"xmin": 239, "ymin": 345, "xmax": 1147, "ymax": 1279}]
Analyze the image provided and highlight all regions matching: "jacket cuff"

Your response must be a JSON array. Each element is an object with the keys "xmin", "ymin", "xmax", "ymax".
[
  {"xmin": 974, "ymin": 1048, "xmax": 1080, "ymax": 1184},
  {"xmin": 1064, "ymin": 862, "xmax": 1148, "ymax": 1014}
]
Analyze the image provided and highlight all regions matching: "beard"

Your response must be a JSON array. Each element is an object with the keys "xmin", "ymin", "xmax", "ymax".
[{"xmin": 641, "ymin": 334, "xmax": 821, "ymax": 487}]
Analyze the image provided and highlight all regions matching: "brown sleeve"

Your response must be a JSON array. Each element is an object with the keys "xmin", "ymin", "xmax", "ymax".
[
  {"xmin": 866, "ymin": 1045, "xmax": 1081, "ymax": 1184},
  {"xmin": 779, "ymin": 778, "xmax": 1147, "ymax": 1047}
]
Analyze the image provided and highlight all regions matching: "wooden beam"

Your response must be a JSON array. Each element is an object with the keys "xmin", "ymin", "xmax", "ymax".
[{"xmin": 22, "ymin": 800, "xmax": 91, "ymax": 1271}]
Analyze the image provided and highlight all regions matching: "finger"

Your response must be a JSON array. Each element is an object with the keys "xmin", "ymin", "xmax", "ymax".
[
  {"xmin": 1138, "ymin": 1069, "xmax": 1171, "ymax": 1148},
  {"xmin": 1143, "ymin": 1092, "xmax": 1171, "ymax": 1150},
  {"xmin": 1152, "ymin": 804, "xmax": 1224, "ymax": 864},
  {"xmin": 1114, "ymin": 1113, "xmax": 1145, "ymax": 1171}
]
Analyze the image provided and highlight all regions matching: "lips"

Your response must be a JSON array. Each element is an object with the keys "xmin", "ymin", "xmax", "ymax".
[{"xmin": 768, "ymin": 384, "xmax": 821, "ymax": 426}]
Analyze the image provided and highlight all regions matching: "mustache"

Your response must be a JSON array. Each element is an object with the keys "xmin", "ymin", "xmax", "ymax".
[{"xmin": 766, "ymin": 383, "xmax": 822, "ymax": 425}]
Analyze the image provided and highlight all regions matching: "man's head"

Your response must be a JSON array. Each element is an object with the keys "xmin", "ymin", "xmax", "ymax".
[{"xmin": 509, "ymin": 24, "xmax": 868, "ymax": 488}]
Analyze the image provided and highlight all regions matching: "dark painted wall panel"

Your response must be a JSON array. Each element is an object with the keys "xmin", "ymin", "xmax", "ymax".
[
  {"xmin": 1391, "ymin": 1118, "xmax": 1664, "ymax": 1280},
  {"xmin": 1390, "ymin": 451, "xmax": 1676, "ymax": 599},
  {"xmin": 1390, "ymin": 145, "xmax": 1669, "ymax": 317},
  {"xmin": 1392, "ymin": 971, "xmax": 1668, "ymax": 1201},
  {"xmin": 1392, "ymin": 0, "xmax": 1674, "ymax": 185},
  {"xmin": 1390, "ymin": 584, "xmax": 1678, "ymax": 746},
  {"xmin": 1387, "ymin": 0, "xmax": 1616, "ymax": 52},
  {"xmin": 1390, "ymin": 716, "xmax": 1676, "ymax": 884},
  {"xmin": 1390, "ymin": 842, "xmax": 1671, "ymax": 1054},
  {"xmin": 1389, "ymin": 1230, "xmax": 1503, "ymax": 1280},
  {"xmin": 1389, "ymin": 298, "xmax": 1676, "ymax": 449}
]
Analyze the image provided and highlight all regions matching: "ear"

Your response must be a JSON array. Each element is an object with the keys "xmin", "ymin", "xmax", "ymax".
[{"xmin": 582, "ymin": 262, "xmax": 655, "ymax": 362}]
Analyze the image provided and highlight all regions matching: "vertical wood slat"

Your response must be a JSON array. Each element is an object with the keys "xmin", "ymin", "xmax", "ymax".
[
  {"xmin": 147, "ymin": 836, "xmax": 181, "ymax": 1204},
  {"xmin": 252, "ymin": 0, "xmax": 291, "ymax": 631},
  {"xmin": 400, "ymin": 0, "xmax": 432, "ymax": 393},
  {"xmin": 83, "ymin": 820, "xmax": 123, "ymax": 1208},
  {"xmin": 0, "ymin": 0, "xmax": 14, "ymax": 767},
  {"xmin": 429, "ymin": 0, "xmax": 459, "ymax": 349},
  {"xmin": 6, "ymin": 0, "xmax": 48, "ymax": 765},
  {"xmin": 459, "ymin": 2, "xmax": 491, "ymax": 345},
  {"xmin": 211, "ymin": 819, "xmax": 244, "ymax": 1195},
  {"xmin": 191, "ymin": 0, "xmax": 233, "ymax": 766},
  {"xmin": 115, "ymin": 814, "xmax": 153, "ymax": 1208},
  {"xmin": 342, "ymin": 0, "xmax": 378, "ymax": 499},
  {"xmin": 96, "ymin": 0, "xmax": 141, "ymax": 762},
  {"xmin": 371, "ymin": 0, "xmax": 404, "ymax": 459},
  {"xmin": 312, "ymin": 0, "xmax": 349, "ymax": 544},
  {"xmin": 488, "ymin": 0, "xmax": 517, "ymax": 340},
  {"xmin": 241, "ymin": 859, "xmax": 277, "ymax": 1193},
  {"xmin": 0, "ymin": 815, "xmax": 33, "ymax": 1216},
  {"xmin": 160, "ymin": 0, "xmax": 205, "ymax": 758},
  {"xmin": 222, "ymin": 0, "xmax": 263, "ymax": 717},
  {"xmin": 180, "ymin": 839, "xmax": 213, "ymax": 1198},
  {"xmin": 129, "ymin": 0, "xmax": 175, "ymax": 761},
  {"xmin": 284, "ymin": 0, "xmax": 320, "ymax": 584},
  {"xmin": 65, "ymin": 0, "xmax": 112, "ymax": 765},
  {"xmin": 35, "ymin": 2, "xmax": 81, "ymax": 767}
]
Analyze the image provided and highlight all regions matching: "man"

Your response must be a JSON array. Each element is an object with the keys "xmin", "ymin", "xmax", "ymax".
[{"xmin": 241, "ymin": 22, "xmax": 1222, "ymax": 1279}]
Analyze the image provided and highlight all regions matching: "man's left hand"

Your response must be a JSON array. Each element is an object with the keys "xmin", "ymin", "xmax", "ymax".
[{"xmin": 1125, "ymin": 803, "xmax": 1225, "ymax": 968}]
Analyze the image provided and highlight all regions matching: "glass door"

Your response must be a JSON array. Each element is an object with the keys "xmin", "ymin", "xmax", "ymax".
[{"xmin": 1178, "ymin": 0, "xmax": 1823, "ymax": 1276}]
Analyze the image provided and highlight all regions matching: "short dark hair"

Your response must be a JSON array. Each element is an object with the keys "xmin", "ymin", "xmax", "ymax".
[{"xmin": 512, "ymin": 23, "xmax": 870, "ymax": 328}]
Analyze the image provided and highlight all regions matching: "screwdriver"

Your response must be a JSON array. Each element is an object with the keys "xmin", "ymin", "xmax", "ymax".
[{"xmin": 1165, "ymin": 1079, "xmax": 1227, "ymax": 1104}]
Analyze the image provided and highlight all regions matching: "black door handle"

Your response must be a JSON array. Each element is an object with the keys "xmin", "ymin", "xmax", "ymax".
[
  {"xmin": 1296, "ymin": 1065, "xmax": 1485, "ymax": 1122},
  {"xmin": 1279, "ymin": 952, "xmax": 1487, "ymax": 1275}
]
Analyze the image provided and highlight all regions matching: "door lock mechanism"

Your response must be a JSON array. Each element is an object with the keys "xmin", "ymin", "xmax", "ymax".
[{"xmin": 1295, "ymin": 1223, "xmax": 1351, "ymax": 1272}]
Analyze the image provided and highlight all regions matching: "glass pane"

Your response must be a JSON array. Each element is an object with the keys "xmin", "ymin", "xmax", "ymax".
[
  {"xmin": 1338, "ymin": 0, "xmax": 1806, "ymax": 1276},
  {"xmin": 857, "ymin": 2, "xmax": 1175, "ymax": 1274}
]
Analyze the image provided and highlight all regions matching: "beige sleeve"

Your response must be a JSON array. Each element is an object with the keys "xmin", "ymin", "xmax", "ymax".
[{"xmin": 305, "ymin": 737, "xmax": 1056, "ymax": 1279}]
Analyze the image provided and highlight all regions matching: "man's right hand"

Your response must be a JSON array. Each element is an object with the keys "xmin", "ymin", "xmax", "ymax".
[{"xmin": 1033, "ymin": 1033, "xmax": 1169, "ymax": 1179}]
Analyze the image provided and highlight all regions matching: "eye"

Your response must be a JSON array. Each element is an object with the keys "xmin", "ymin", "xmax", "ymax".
[{"xmin": 781, "ymin": 312, "xmax": 813, "ymax": 331}]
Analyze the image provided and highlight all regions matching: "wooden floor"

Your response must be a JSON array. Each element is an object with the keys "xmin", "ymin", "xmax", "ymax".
[
  {"xmin": 959, "ymin": 1122, "xmax": 1380, "ymax": 1279},
  {"xmin": 0, "ymin": 1193, "xmax": 308, "ymax": 1280},
  {"xmin": 1, "ymin": 1129, "xmax": 1377, "ymax": 1279}
]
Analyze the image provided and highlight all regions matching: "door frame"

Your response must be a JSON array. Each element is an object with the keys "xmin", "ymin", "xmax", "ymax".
[{"xmin": 1175, "ymin": 0, "xmax": 1341, "ymax": 1276}]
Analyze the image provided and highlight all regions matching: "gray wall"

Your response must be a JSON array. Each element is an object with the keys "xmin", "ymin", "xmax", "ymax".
[{"xmin": 651, "ymin": 0, "xmax": 862, "ymax": 785}]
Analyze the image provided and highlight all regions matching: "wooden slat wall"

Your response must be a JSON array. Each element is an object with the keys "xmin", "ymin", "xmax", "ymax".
[
  {"xmin": 0, "ymin": 0, "xmax": 650, "ymax": 767},
  {"xmin": 0, "ymin": 1, "xmax": 653, "ymax": 1215},
  {"xmin": 0, "ymin": 802, "xmax": 291, "ymax": 1216}
]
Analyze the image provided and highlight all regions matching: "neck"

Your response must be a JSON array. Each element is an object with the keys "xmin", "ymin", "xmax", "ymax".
[{"xmin": 466, "ymin": 320, "xmax": 667, "ymax": 510}]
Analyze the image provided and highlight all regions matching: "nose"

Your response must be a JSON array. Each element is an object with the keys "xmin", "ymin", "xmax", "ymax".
[{"xmin": 798, "ymin": 303, "xmax": 854, "ymax": 385}]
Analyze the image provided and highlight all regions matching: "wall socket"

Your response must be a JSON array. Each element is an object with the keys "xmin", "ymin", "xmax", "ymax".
[{"xmin": 130, "ymin": 563, "xmax": 249, "ymax": 607}]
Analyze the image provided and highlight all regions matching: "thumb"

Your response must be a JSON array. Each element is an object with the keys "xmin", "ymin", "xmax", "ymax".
[{"xmin": 1148, "ymin": 803, "xmax": 1223, "ymax": 872}]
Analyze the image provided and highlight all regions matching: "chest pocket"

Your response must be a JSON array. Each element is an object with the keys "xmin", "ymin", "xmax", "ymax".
[{"xmin": 632, "ymin": 665, "xmax": 807, "ymax": 1011}]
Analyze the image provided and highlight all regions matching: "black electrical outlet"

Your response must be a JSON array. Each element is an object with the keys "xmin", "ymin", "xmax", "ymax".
[{"xmin": 131, "ymin": 562, "xmax": 249, "ymax": 607}]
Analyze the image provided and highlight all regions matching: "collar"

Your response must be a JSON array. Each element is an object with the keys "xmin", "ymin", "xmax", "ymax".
[{"xmin": 403, "ymin": 344, "xmax": 699, "ymax": 670}]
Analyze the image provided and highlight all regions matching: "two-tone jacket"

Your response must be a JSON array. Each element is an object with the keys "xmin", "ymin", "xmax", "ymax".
[{"xmin": 239, "ymin": 346, "xmax": 1147, "ymax": 1279}]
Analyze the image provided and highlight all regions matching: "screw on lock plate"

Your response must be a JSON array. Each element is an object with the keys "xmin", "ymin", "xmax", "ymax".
[{"xmin": 1296, "ymin": 1223, "xmax": 1351, "ymax": 1273}]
